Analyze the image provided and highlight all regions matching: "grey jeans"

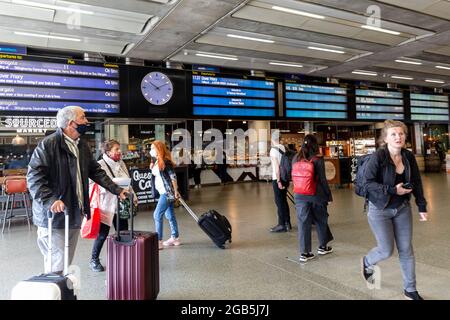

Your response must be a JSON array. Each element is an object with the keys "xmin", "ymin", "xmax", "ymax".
[
  {"xmin": 295, "ymin": 200, "xmax": 331, "ymax": 253},
  {"xmin": 366, "ymin": 201, "xmax": 416, "ymax": 292},
  {"xmin": 37, "ymin": 227, "xmax": 79, "ymax": 273}
]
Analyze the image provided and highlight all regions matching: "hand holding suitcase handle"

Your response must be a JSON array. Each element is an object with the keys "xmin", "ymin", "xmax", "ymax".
[
  {"xmin": 47, "ymin": 207, "xmax": 70, "ymax": 276},
  {"xmin": 115, "ymin": 192, "xmax": 135, "ymax": 244}
]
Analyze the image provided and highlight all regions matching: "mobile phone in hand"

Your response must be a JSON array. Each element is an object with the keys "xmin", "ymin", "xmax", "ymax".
[{"xmin": 402, "ymin": 182, "xmax": 413, "ymax": 190}]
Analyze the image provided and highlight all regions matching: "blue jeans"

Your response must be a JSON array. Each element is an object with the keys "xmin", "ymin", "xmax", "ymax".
[
  {"xmin": 153, "ymin": 193, "xmax": 179, "ymax": 240},
  {"xmin": 366, "ymin": 201, "xmax": 416, "ymax": 292}
]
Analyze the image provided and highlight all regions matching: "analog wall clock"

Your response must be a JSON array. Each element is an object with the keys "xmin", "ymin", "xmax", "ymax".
[{"xmin": 141, "ymin": 71, "xmax": 174, "ymax": 105}]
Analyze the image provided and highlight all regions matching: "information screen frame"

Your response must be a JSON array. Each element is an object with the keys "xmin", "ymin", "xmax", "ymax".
[
  {"xmin": 0, "ymin": 53, "xmax": 123, "ymax": 117},
  {"xmin": 355, "ymin": 88, "xmax": 405, "ymax": 121},
  {"xmin": 409, "ymin": 93, "xmax": 449, "ymax": 122},
  {"xmin": 284, "ymin": 81, "xmax": 348, "ymax": 120},
  {"xmin": 191, "ymin": 71, "xmax": 277, "ymax": 119}
]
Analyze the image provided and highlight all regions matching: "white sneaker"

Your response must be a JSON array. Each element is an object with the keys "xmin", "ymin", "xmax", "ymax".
[{"xmin": 163, "ymin": 237, "xmax": 181, "ymax": 246}]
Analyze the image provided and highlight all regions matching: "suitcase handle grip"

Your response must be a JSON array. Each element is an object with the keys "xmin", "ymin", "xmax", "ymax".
[{"xmin": 115, "ymin": 192, "xmax": 135, "ymax": 243}]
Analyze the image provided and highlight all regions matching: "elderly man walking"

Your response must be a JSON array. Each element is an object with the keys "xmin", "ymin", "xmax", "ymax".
[{"xmin": 27, "ymin": 106, "xmax": 128, "ymax": 274}]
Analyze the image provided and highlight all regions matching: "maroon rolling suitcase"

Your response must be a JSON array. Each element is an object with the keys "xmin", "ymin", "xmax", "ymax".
[{"xmin": 106, "ymin": 194, "xmax": 159, "ymax": 300}]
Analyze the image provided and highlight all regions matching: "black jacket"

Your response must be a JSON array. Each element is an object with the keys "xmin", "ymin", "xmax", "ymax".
[
  {"xmin": 27, "ymin": 128, "xmax": 122, "ymax": 229},
  {"xmin": 292, "ymin": 154, "xmax": 333, "ymax": 204},
  {"xmin": 364, "ymin": 147, "xmax": 427, "ymax": 212}
]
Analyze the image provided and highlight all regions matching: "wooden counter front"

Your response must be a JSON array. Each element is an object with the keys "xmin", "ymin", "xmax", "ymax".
[{"xmin": 324, "ymin": 158, "xmax": 340, "ymax": 185}]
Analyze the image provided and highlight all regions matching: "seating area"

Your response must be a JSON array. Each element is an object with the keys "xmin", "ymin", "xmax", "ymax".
[{"xmin": 1, "ymin": 177, "xmax": 32, "ymax": 234}]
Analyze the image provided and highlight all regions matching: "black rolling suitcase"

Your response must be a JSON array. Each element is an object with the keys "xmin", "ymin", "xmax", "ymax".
[
  {"xmin": 11, "ymin": 210, "xmax": 77, "ymax": 300},
  {"xmin": 178, "ymin": 198, "xmax": 232, "ymax": 249}
]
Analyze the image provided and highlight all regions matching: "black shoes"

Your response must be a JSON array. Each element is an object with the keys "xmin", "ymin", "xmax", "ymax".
[
  {"xmin": 360, "ymin": 256, "xmax": 375, "ymax": 284},
  {"xmin": 299, "ymin": 253, "xmax": 315, "ymax": 262},
  {"xmin": 404, "ymin": 290, "xmax": 424, "ymax": 300},
  {"xmin": 317, "ymin": 246, "xmax": 333, "ymax": 255},
  {"xmin": 285, "ymin": 222, "xmax": 292, "ymax": 231},
  {"xmin": 90, "ymin": 258, "xmax": 105, "ymax": 272},
  {"xmin": 270, "ymin": 224, "xmax": 287, "ymax": 233}
]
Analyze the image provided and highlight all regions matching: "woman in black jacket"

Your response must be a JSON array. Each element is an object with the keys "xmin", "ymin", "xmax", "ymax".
[
  {"xmin": 362, "ymin": 120, "xmax": 428, "ymax": 300},
  {"xmin": 293, "ymin": 134, "xmax": 333, "ymax": 262}
]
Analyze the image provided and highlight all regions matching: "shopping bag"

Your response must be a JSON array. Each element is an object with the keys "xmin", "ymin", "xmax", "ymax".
[{"xmin": 81, "ymin": 184, "xmax": 101, "ymax": 239}]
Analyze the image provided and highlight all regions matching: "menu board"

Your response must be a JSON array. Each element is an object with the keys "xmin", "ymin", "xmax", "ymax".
[
  {"xmin": 192, "ymin": 72, "xmax": 276, "ymax": 117},
  {"xmin": 410, "ymin": 93, "xmax": 449, "ymax": 121},
  {"xmin": 285, "ymin": 83, "xmax": 347, "ymax": 119},
  {"xmin": 356, "ymin": 89, "xmax": 404, "ymax": 120},
  {"xmin": 0, "ymin": 54, "xmax": 120, "ymax": 113}
]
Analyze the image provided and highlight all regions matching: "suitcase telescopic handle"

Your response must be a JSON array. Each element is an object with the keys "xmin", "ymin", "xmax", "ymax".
[
  {"xmin": 115, "ymin": 192, "xmax": 135, "ymax": 243},
  {"xmin": 178, "ymin": 197, "xmax": 199, "ymax": 223},
  {"xmin": 47, "ymin": 208, "xmax": 69, "ymax": 275}
]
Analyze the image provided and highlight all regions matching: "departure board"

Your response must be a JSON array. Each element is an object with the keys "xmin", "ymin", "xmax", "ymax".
[
  {"xmin": 356, "ymin": 89, "xmax": 404, "ymax": 120},
  {"xmin": 285, "ymin": 83, "xmax": 347, "ymax": 119},
  {"xmin": 192, "ymin": 72, "xmax": 276, "ymax": 117},
  {"xmin": 0, "ymin": 55, "xmax": 120, "ymax": 113},
  {"xmin": 410, "ymin": 93, "xmax": 449, "ymax": 121}
]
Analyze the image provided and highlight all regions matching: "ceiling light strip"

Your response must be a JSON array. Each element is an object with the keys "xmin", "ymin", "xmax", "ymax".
[
  {"xmin": 395, "ymin": 59, "xmax": 422, "ymax": 65},
  {"xmin": 14, "ymin": 31, "xmax": 81, "ymax": 42},
  {"xmin": 12, "ymin": 0, "xmax": 94, "ymax": 14},
  {"xmin": 195, "ymin": 53, "xmax": 238, "ymax": 61},
  {"xmin": 425, "ymin": 79, "xmax": 445, "ymax": 84},
  {"xmin": 435, "ymin": 65, "xmax": 450, "ymax": 70},
  {"xmin": 269, "ymin": 62, "xmax": 303, "ymax": 68},
  {"xmin": 271, "ymin": 6, "xmax": 325, "ymax": 19},
  {"xmin": 361, "ymin": 25, "xmax": 400, "ymax": 35},
  {"xmin": 352, "ymin": 70, "xmax": 377, "ymax": 76},
  {"xmin": 226, "ymin": 34, "xmax": 274, "ymax": 43},
  {"xmin": 307, "ymin": 46, "xmax": 345, "ymax": 54},
  {"xmin": 391, "ymin": 75, "xmax": 413, "ymax": 80}
]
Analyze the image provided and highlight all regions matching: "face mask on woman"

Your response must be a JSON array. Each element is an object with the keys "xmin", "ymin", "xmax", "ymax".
[
  {"xmin": 150, "ymin": 149, "xmax": 157, "ymax": 158},
  {"xmin": 109, "ymin": 152, "xmax": 121, "ymax": 162}
]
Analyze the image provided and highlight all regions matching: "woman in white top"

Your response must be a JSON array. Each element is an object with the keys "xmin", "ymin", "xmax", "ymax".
[
  {"xmin": 150, "ymin": 140, "xmax": 181, "ymax": 250},
  {"xmin": 89, "ymin": 139, "xmax": 137, "ymax": 272}
]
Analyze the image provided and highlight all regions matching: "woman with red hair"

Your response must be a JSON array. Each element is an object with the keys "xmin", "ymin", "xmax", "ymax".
[{"xmin": 150, "ymin": 140, "xmax": 181, "ymax": 250}]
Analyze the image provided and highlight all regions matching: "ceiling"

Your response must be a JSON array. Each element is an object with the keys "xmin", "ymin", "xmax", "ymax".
[{"xmin": 2, "ymin": 0, "xmax": 450, "ymax": 89}]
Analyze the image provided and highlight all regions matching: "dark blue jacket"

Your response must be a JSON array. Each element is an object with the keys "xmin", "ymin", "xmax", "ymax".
[{"xmin": 364, "ymin": 147, "xmax": 427, "ymax": 212}]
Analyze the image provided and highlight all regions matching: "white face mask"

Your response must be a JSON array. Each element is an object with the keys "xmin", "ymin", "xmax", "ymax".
[{"xmin": 150, "ymin": 149, "xmax": 157, "ymax": 158}]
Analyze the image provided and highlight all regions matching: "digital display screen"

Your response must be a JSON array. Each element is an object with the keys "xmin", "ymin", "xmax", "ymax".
[
  {"xmin": 0, "ymin": 55, "xmax": 120, "ymax": 114},
  {"xmin": 285, "ymin": 83, "xmax": 347, "ymax": 119},
  {"xmin": 410, "ymin": 93, "xmax": 449, "ymax": 121},
  {"xmin": 356, "ymin": 89, "xmax": 404, "ymax": 120},
  {"xmin": 192, "ymin": 72, "xmax": 276, "ymax": 117}
]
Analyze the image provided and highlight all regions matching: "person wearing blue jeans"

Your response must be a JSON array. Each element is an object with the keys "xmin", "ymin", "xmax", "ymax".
[
  {"xmin": 153, "ymin": 193, "xmax": 179, "ymax": 247},
  {"xmin": 150, "ymin": 140, "xmax": 181, "ymax": 250},
  {"xmin": 362, "ymin": 120, "xmax": 428, "ymax": 300}
]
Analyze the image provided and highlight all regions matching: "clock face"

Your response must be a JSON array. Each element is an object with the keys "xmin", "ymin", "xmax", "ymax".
[{"xmin": 141, "ymin": 71, "xmax": 174, "ymax": 105}]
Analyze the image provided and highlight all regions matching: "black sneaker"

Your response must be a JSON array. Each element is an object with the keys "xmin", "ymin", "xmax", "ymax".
[
  {"xmin": 299, "ymin": 252, "xmax": 315, "ymax": 262},
  {"xmin": 360, "ymin": 256, "xmax": 375, "ymax": 284},
  {"xmin": 317, "ymin": 246, "xmax": 333, "ymax": 255},
  {"xmin": 404, "ymin": 290, "xmax": 424, "ymax": 300},
  {"xmin": 90, "ymin": 259, "xmax": 105, "ymax": 272}
]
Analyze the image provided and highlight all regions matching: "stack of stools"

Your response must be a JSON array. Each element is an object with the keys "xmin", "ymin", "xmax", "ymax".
[{"xmin": 1, "ymin": 178, "xmax": 32, "ymax": 233}]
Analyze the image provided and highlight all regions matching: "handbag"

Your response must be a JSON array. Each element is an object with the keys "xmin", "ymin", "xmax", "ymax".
[
  {"xmin": 103, "ymin": 159, "xmax": 137, "ymax": 219},
  {"xmin": 81, "ymin": 183, "xmax": 101, "ymax": 239}
]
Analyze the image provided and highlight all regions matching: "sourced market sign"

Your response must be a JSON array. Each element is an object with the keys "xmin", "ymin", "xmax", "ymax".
[
  {"xmin": 129, "ymin": 169, "xmax": 154, "ymax": 204},
  {"xmin": 1, "ymin": 116, "xmax": 57, "ymax": 133}
]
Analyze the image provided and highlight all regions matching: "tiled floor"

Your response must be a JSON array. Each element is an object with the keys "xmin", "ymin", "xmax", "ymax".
[{"xmin": 1, "ymin": 172, "xmax": 449, "ymax": 300}]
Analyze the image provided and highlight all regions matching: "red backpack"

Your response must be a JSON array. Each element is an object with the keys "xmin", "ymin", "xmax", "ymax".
[{"xmin": 292, "ymin": 157, "xmax": 317, "ymax": 195}]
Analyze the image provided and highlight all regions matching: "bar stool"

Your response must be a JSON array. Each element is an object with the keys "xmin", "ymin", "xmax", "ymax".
[{"xmin": 1, "ymin": 178, "xmax": 32, "ymax": 233}]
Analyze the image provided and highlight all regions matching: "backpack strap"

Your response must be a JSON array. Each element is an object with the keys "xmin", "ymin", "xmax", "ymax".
[{"xmin": 272, "ymin": 146, "xmax": 285, "ymax": 155}]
